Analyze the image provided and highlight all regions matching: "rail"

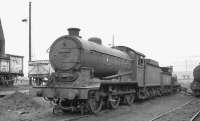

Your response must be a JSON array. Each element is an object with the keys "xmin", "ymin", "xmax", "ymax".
[
  {"xmin": 149, "ymin": 99, "xmax": 194, "ymax": 121},
  {"xmin": 59, "ymin": 115, "xmax": 89, "ymax": 121},
  {"xmin": 0, "ymin": 90, "xmax": 29, "ymax": 97},
  {"xmin": 190, "ymin": 110, "xmax": 200, "ymax": 121}
]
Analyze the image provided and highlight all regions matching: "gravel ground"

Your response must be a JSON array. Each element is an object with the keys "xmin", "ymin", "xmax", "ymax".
[
  {"xmin": 0, "ymin": 91, "xmax": 44, "ymax": 121},
  {"xmin": 77, "ymin": 93, "xmax": 194, "ymax": 121},
  {"xmin": 0, "ymin": 80, "xmax": 194, "ymax": 121},
  {"xmin": 0, "ymin": 92, "xmax": 193, "ymax": 121},
  {"xmin": 0, "ymin": 91, "xmax": 196, "ymax": 121}
]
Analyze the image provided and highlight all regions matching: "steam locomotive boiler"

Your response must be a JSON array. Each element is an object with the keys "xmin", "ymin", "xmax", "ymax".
[
  {"xmin": 50, "ymin": 29, "xmax": 132, "ymax": 78},
  {"xmin": 35, "ymin": 28, "xmax": 180, "ymax": 114}
]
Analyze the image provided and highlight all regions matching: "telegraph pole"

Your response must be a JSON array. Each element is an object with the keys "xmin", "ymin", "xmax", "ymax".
[
  {"xmin": 112, "ymin": 34, "xmax": 115, "ymax": 47},
  {"xmin": 29, "ymin": 1, "xmax": 32, "ymax": 62},
  {"xmin": 22, "ymin": 1, "xmax": 32, "ymax": 85},
  {"xmin": 29, "ymin": 1, "xmax": 32, "ymax": 85},
  {"xmin": 185, "ymin": 60, "xmax": 188, "ymax": 72}
]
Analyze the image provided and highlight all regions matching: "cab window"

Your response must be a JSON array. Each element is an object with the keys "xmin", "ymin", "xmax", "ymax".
[{"xmin": 138, "ymin": 56, "xmax": 144, "ymax": 66}]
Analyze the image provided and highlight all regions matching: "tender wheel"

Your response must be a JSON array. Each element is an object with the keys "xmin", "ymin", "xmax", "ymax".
[
  {"xmin": 88, "ymin": 91, "xmax": 103, "ymax": 114},
  {"xmin": 109, "ymin": 95, "xmax": 120, "ymax": 109},
  {"xmin": 124, "ymin": 94, "xmax": 135, "ymax": 105}
]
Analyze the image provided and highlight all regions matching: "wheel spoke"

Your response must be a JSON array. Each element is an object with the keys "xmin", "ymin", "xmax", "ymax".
[
  {"xmin": 88, "ymin": 91, "xmax": 103, "ymax": 114},
  {"xmin": 124, "ymin": 94, "xmax": 135, "ymax": 105},
  {"xmin": 109, "ymin": 95, "xmax": 120, "ymax": 109}
]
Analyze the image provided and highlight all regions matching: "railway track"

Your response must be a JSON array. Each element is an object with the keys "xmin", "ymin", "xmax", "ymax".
[
  {"xmin": 58, "ymin": 99, "xmax": 199, "ymax": 121},
  {"xmin": 59, "ymin": 115, "xmax": 89, "ymax": 121},
  {"xmin": 0, "ymin": 89, "xmax": 29, "ymax": 97},
  {"xmin": 190, "ymin": 110, "xmax": 200, "ymax": 121},
  {"xmin": 149, "ymin": 99, "xmax": 195, "ymax": 121}
]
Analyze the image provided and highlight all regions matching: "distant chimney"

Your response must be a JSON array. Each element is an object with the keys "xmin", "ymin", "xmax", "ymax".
[
  {"xmin": 67, "ymin": 28, "xmax": 80, "ymax": 37},
  {"xmin": 0, "ymin": 19, "xmax": 5, "ymax": 56}
]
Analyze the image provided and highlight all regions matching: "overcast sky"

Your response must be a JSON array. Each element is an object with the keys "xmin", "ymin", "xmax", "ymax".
[{"xmin": 0, "ymin": 0, "xmax": 200, "ymax": 75}]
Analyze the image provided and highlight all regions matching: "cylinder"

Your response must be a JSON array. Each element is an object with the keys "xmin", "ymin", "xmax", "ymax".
[{"xmin": 0, "ymin": 19, "xmax": 5, "ymax": 56}]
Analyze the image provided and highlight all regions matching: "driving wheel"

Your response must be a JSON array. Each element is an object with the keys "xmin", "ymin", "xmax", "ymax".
[{"xmin": 109, "ymin": 95, "xmax": 120, "ymax": 109}]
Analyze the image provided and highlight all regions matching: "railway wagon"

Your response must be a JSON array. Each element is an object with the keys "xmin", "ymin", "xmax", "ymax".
[
  {"xmin": 28, "ymin": 60, "xmax": 54, "ymax": 86},
  {"xmin": 0, "ymin": 54, "xmax": 24, "ymax": 86},
  {"xmin": 35, "ymin": 28, "xmax": 180, "ymax": 114},
  {"xmin": 0, "ymin": 19, "xmax": 24, "ymax": 86}
]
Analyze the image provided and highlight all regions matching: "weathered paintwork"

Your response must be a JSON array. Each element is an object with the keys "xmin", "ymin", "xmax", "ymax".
[
  {"xmin": 0, "ymin": 54, "xmax": 23, "ymax": 75},
  {"xmin": 144, "ymin": 63, "xmax": 161, "ymax": 86},
  {"xmin": 9, "ymin": 55, "xmax": 23, "ymax": 74},
  {"xmin": 49, "ymin": 36, "xmax": 132, "ymax": 77},
  {"xmin": 161, "ymin": 72, "xmax": 172, "ymax": 86},
  {"xmin": 35, "ymin": 28, "xmax": 181, "ymax": 113}
]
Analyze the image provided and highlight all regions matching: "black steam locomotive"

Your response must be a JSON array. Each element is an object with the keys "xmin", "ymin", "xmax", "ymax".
[
  {"xmin": 0, "ymin": 19, "xmax": 23, "ymax": 86},
  {"xmin": 35, "ymin": 28, "xmax": 180, "ymax": 114},
  {"xmin": 191, "ymin": 65, "xmax": 200, "ymax": 96}
]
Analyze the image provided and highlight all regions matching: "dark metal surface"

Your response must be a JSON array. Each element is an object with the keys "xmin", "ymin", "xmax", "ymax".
[
  {"xmin": 193, "ymin": 65, "xmax": 200, "ymax": 81},
  {"xmin": 49, "ymin": 35, "xmax": 133, "ymax": 77},
  {"xmin": 191, "ymin": 65, "xmax": 200, "ymax": 96},
  {"xmin": 68, "ymin": 28, "xmax": 80, "ymax": 37}
]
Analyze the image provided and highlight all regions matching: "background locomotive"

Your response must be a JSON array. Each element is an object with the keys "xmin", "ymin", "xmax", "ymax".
[
  {"xmin": 0, "ymin": 19, "xmax": 24, "ymax": 86},
  {"xmin": 35, "ymin": 28, "xmax": 180, "ymax": 114},
  {"xmin": 191, "ymin": 64, "xmax": 200, "ymax": 96}
]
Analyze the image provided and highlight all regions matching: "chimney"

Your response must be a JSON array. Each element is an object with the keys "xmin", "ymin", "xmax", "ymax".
[
  {"xmin": 0, "ymin": 19, "xmax": 5, "ymax": 56},
  {"xmin": 67, "ymin": 28, "xmax": 80, "ymax": 37}
]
